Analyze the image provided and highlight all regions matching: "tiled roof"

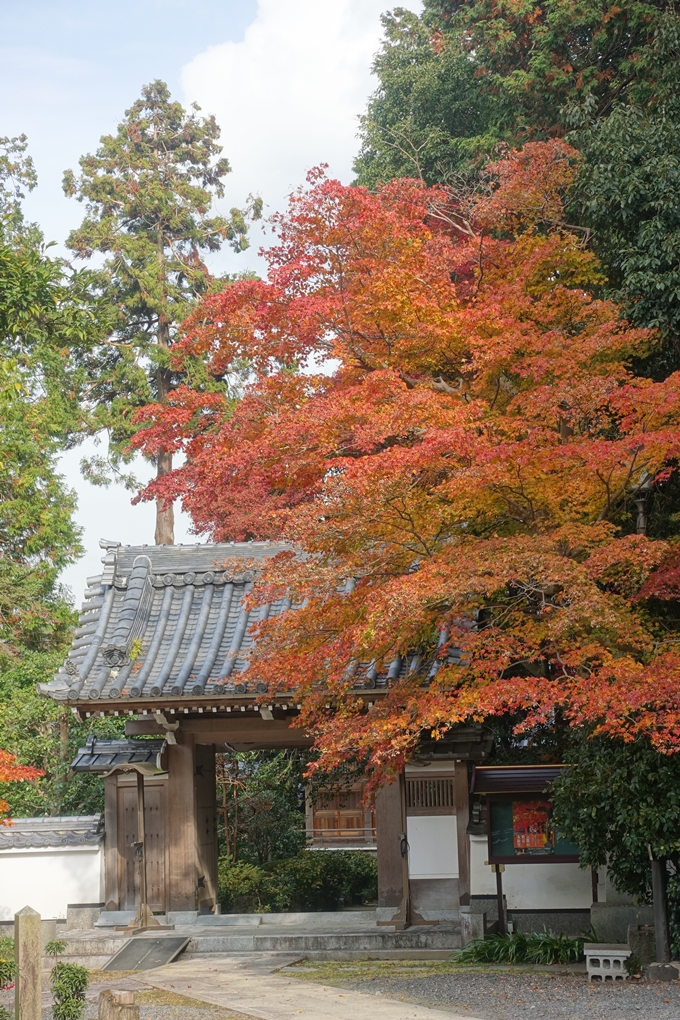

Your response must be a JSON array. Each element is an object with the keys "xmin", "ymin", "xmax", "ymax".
[
  {"xmin": 38, "ymin": 540, "xmax": 297, "ymax": 704},
  {"xmin": 71, "ymin": 736, "xmax": 167, "ymax": 772},
  {"xmin": 0, "ymin": 815, "xmax": 103, "ymax": 849},
  {"xmin": 37, "ymin": 539, "xmax": 467, "ymax": 707}
]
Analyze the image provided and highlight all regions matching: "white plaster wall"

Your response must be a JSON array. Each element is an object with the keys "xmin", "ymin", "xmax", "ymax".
[
  {"xmin": 405, "ymin": 762, "xmax": 457, "ymax": 775},
  {"xmin": 0, "ymin": 845, "xmax": 104, "ymax": 920},
  {"xmin": 407, "ymin": 816, "xmax": 459, "ymax": 879},
  {"xmin": 469, "ymin": 834, "xmax": 592, "ymax": 909}
]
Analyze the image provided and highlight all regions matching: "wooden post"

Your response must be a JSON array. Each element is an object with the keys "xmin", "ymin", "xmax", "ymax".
[
  {"xmin": 454, "ymin": 762, "xmax": 471, "ymax": 906},
  {"xmin": 104, "ymin": 773, "xmax": 119, "ymax": 909},
  {"xmin": 167, "ymin": 735, "xmax": 197, "ymax": 912},
  {"xmin": 398, "ymin": 771, "xmax": 411, "ymax": 929},
  {"xmin": 651, "ymin": 859, "xmax": 671, "ymax": 963},
  {"xmin": 135, "ymin": 771, "xmax": 152, "ymax": 927},
  {"xmin": 375, "ymin": 778, "xmax": 405, "ymax": 925},
  {"xmin": 194, "ymin": 743, "xmax": 218, "ymax": 911},
  {"xmin": 98, "ymin": 989, "xmax": 139, "ymax": 1020},
  {"xmin": 494, "ymin": 865, "xmax": 506, "ymax": 936},
  {"xmin": 14, "ymin": 906, "xmax": 41, "ymax": 1020}
]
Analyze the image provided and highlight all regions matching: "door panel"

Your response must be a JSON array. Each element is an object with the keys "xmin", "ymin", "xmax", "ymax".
[{"xmin": 117, "ymin": 779, "xmax": 167, "ymax": 913}]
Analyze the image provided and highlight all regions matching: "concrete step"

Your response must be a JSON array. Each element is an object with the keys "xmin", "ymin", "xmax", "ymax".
[{"xmin": 184, "ymin": 928, "xmax": 461, "ymax": 954}]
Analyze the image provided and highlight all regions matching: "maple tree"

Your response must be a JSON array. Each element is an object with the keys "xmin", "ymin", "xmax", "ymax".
[
  {"xmin": 132, "ymin": 141, "xmax": 680, "ymax": 785},
  {"xmin": 0, "ymin": 750, "xmax": 42, "ymax": 824}
]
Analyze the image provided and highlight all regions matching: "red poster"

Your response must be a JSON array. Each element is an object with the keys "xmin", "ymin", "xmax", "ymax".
[{"xmin": 512, "ymin": 799, "xmax": 554, "ymax": 851}]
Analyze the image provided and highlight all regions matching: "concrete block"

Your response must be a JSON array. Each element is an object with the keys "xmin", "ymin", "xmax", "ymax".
[
  {"xmin": 15, "ymin": 905, "xmax": 42, "ymax": 1020},
  {"xmin": 584, "ymin": 943, "xmax": 630, "ymax": 981}
]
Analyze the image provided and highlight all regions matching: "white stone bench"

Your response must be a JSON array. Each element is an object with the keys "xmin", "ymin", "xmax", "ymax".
[{"xmin": 584, "ymin": 943, "xmax": 631, "ymax": 981}]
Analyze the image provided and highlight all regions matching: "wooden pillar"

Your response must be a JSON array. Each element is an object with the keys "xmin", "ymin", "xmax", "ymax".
[
  {"xmin": 167, "ymin": 734, "xmax": 197, "ymax": 912},
  {"xmin": 194, "ymin": 743, "xmax": 218, "ymax": 911},
  {"xmin": 104, "ymin": 773, "xmax": 119, "ymax": 909},
  {"xmin": 454, "ymin": 761, "xmax": 471, "ymax": 906},
  {"xmin": 375, "ymin": 776, "xmax": 406, "ymax": 925}
]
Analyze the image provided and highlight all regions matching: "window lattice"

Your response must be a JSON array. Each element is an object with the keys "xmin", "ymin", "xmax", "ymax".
[{"xmin": 406, "ymin": 776, "xmax": 455, "ymax": 815}]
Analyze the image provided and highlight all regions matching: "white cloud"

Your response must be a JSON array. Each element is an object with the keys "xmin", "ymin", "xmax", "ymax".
[{"xmin": 182, "ymin": 0, "xmax": 422, "ymax": 275}]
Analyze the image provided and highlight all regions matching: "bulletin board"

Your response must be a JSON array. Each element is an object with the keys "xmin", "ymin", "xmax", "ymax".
[{"xmin": 487, "ymin": 793, "xmax": 580, "ymax": 865}]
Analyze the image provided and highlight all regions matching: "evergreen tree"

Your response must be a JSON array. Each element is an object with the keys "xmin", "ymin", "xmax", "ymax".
[
  {"xmin": 355, "ymin": 1, "xmax": 680, "ymax": 367},
  {"xmin": 63, "ymin": 81, "xmax": 260, "ymax": 544},
  {"xmin": 0, "ymin": 137, "xmax": 113, "ymax": 817}
]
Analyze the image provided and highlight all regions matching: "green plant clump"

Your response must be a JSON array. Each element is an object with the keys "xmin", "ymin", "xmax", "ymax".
[
  {"xmin": 455, "ymin": 929, "xmax": 586, "ymax": 966},
  {"xmin": 0, "ymin": 934, "xmax": 15, "ymax": 991},
  {"xmin": 219, "ymin": 849, "xmax": 378, "ymax": 913},
  {"xmin": 44, "ymin": 939, "xmax": 66, "ymax": 958},
  {"xmin": 50, "ymin": 961, "xmax": 88, "ymax": 1020}
]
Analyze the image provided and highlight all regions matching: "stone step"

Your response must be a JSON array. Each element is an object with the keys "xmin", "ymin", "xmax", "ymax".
[
  {"xmin": 58, "ymin": 924, "xmax": 461, "ymax": 967},
  {"xmin": 184, "ymin": 928, "xmax": 461, "ymax": 954}
]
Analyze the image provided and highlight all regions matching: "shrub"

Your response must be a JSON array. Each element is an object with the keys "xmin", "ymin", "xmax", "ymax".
[
  {"xmin": 455, "ymin": 929, "xmax": 586, "ymax": 966},
  {"xmin": 219, "ymin": 850, "xmax": 378, "ymax": 913},
  {"xmin": 50, "ymin": 962, "xmax": 88, "ymax": 1020},
  {"xmin": 0, "ymin": 936, "xmax": 15, "ymax": 992}
]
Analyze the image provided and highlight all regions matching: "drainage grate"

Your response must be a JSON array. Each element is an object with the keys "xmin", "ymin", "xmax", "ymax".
[{"xmin": 102, "ymin": 936, "xmax": 190, "ymax": 972}]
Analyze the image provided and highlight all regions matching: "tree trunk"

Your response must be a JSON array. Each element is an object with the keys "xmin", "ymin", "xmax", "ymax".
[
  {"xmin": 155, "ymin": 316, "xmax": 175, "ymax": 545},
  {"xmin": 154, "ymin": 450, "xmax": 175, "ymax": 545}
]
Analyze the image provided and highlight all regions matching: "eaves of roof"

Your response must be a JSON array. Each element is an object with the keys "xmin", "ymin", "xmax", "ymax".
[{"xmin": 0, "ymin": 814, "xmax": 103, "ymax": 850}]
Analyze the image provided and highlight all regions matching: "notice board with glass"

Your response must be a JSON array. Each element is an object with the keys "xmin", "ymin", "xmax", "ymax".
[{"xmin": 487, "ymin": 793, "xmax": 580, "ymax": 864}]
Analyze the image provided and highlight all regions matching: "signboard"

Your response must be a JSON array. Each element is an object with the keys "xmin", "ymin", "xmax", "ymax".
[{"xmin": 488, "ymin": 793, "xmax": 579, "ymax": 864}]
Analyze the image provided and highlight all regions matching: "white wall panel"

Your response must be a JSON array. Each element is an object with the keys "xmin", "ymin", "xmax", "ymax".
[
  {"xmin": 0, "ymin": 846, "xmax": 103, "ymax": 920},
  {"xmin": 407, "ymin": 815, "xmax": 459, "ymax": 879}
]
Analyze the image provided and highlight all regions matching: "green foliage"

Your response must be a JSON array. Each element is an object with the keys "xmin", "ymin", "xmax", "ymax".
[
  {"xmin": 0, "ymin": 649, "xmax": 124, "ymax": 816},
  {"xmin": 218, "ymin": 750, "xmax": 307, "ymax": 866},
  {"xmin": 552, "ymin": 736, "xmax": 680, "ymax": 954},
  {"xmin": 218, "ymin": 849, "xmax": 378, "ymax": 913},
  {"xmin": 355, "ymin": 0, "xmax": 670, "ymax": 187},
  {"xmin": 455, "ymin": 929, "xmax": 586, "ymax": 966},
  {"xmin": 573, "ymin": 107, "xmax": 680, "ymax": 341},
  {"xmin": 63, "ymin": 80, "xmax": 259, "ymax": 494},
  {"xmin": 356, "ymin": 1, "xmax": 680, "ymax": 360},
  {"xmin": 50, "ymin": 962, "xmax": 88, "ymax": 1020},
  {"xmin": 354, "ymin": 9, "xmax": 495, "ymax": 187},
  {"xmin": 45, "ymin": 940, "xmax": 66, "ymax": 958},
  {"xmin": 0, "ymin": 935, "xmax": 15, "ymax": 991},
  {"xmin": 0, "ymin": 134, "xmax": 37, "ymax": 240}
]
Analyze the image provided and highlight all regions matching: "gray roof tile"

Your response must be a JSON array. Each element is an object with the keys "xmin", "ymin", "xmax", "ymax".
[
  {"xmin": 0, "ymin": 815, "xmax": 103, "ymax": 849},
  {"xmin": 38, "ymin": 540, "xmax": 468, "ymax": 707},
  {"xmin": 38, "ymin": 541, "xmax": 296, "ymax": 704}
]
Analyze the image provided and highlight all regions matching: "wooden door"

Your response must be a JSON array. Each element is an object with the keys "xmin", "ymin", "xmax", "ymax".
[{"xmin": 117, "ymin": 777, "xmax": 168, "ymax": 913}]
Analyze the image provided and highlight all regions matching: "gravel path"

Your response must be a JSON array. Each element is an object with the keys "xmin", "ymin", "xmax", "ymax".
[
  {"xmin": 339, "ymin": 969, "xmax": 680, "ymax": 1019},
  {"xmin": 285, "ymin": 960, "xmax": 680, "ymax": 1019}
]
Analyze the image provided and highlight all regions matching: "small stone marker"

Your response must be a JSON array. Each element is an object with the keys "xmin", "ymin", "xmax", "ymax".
[
  {"xmin": 98, "ymin": 989, "xmax": 139, "ymax": 1020},
  {"xmin": 14, "ymin": 905, "xmax": 41, "ymax": 1020}
]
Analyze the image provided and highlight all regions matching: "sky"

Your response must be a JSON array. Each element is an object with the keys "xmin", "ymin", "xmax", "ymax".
[{"xmin": 0, "ymin": 0, "xmax": 420, "ymax": 598}]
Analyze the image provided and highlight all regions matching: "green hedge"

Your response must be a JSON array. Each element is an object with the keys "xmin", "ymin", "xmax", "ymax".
[{"xmin": 219, "ymin": 849, "xmax": 377, "ymax": 913}]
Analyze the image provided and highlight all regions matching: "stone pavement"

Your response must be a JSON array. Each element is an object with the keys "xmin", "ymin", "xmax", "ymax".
[{"xmin": 140, "ymin": 953, "xmax": 485, "ymax": 1020}]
